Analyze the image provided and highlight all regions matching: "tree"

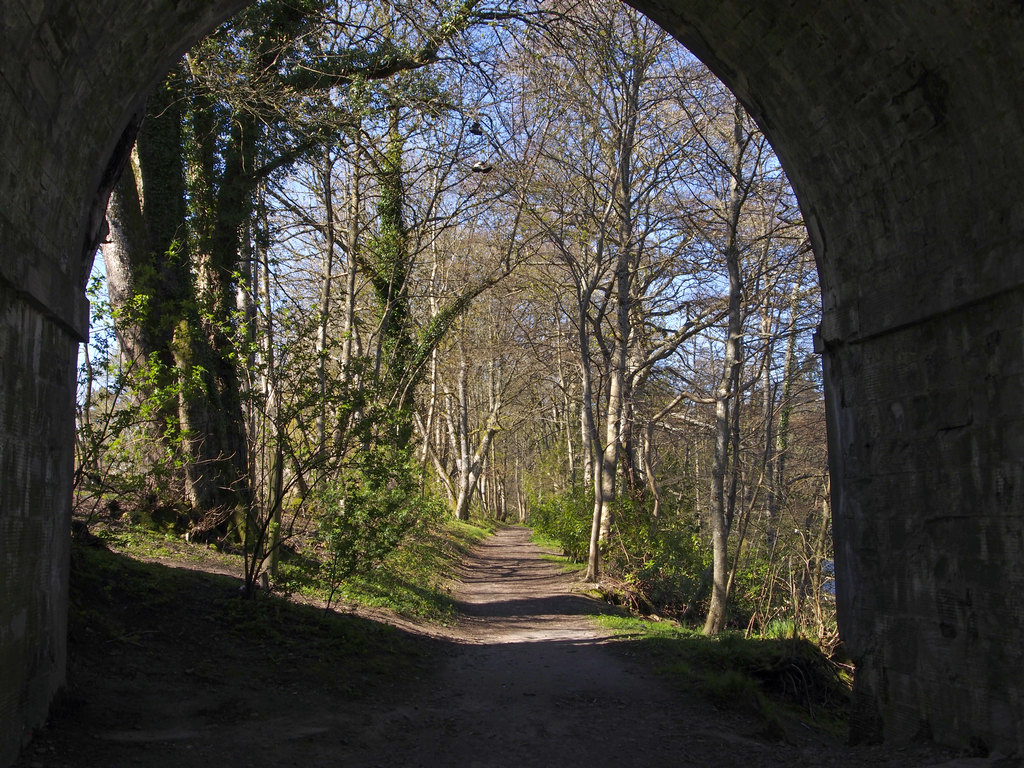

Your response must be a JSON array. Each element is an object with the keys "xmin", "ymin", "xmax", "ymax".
[
  {"xmin": 85, "ymin": 0, "xmax": 830, "ymax": 637},
  {"xmin": 102, "ymin": 0, "xmax": 517, "ymax": 528},
  {"xmin": 510, "ymin": 0, "xmax": 717, "ymax": 580}
]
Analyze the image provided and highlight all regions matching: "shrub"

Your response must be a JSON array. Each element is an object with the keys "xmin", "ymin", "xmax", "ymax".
[
  {"xmin": 313, "ymin": 444, "xmax": 438, "ymax": 607},
  {"xmin": 607, "ymin": 494, "xmax": 710, "ymax": 613},
  {"xmin": 528, "ymin": 487, "xmax": 592, "ymax": 562}
]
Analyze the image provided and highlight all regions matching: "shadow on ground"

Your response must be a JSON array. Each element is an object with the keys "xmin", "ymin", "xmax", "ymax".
[
  {"xmin": 17, "ymin": 542, "xmax": 439, "ymax": 768},
  {"xmin": 14, "ymin": 533, "xmax": 962, "ymax": 768}
]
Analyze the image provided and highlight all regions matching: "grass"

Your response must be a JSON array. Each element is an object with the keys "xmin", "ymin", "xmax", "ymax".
[
  {"xmin": 59, "ymin": 505, "xmax": 499, "ymax": 746},
  {"xmin": 539, "ymin": 553, "xmax": 586, "ymax": 573},
  {"xmin": 323, "ymin": 517, "xmax": 491, "ymax": 622},
  {"xmin": 84, "ymin": 508, "xmax": 492, "ymax": 624},
  {"xmin": 593, "ymin": 614, "xmax": 852, "ymax": 740},
  {"xmin": 64, "ymin": 533, "xmax": 441, "ymax": 727},
  {"xmin": 530, "ymin": 529, "xmax": 587, "ymax": 573},
  {"xmin": 73, "ymin": 539, "xmax": 403, "ymax": 652},
  {"xmin": 528, "ymin": 529, "xmax": 563, "ymax": 551}
]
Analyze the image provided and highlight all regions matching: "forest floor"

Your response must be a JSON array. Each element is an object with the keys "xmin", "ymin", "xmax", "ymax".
[{"xmin": 16, "ymin": 526, "xmax": 977, "ymax": 768}]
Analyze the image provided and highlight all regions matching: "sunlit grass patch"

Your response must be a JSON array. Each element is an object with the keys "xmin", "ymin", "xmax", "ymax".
[
  {"xmin": 281, "ymin": 516, "xmax": 492, "ymax": 622},
  {"xmin": 539, "ymin": 553, "xmax": 586, "ymax": 573},
  {"xmin": 530, "ymin": 527, "xmax": 588, "ymax": 573},
  {"xmin": 85, "ymin": 509, "xmax": 491, "ymax": 624},
  {"xmin": 528, "ymin": 528, "xmax": 563, "ymax": 552}
]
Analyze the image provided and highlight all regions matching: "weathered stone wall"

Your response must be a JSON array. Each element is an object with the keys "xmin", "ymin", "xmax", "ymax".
[
  {"xmin": 0, "ymin": 2, "xmax": 245, "ymax": 762},
  {"xmin": 1, "ymin": 0, "xmax": 1022, "ymax": 763},
  {"xmin": 0, "ymin": 282, "xmax": 77, "ymax": 766},
  {"xmin": 630, "ymin": 1, "xmax": 1024, "ymax": 752}
]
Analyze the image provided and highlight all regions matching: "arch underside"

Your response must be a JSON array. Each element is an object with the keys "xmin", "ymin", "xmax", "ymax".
[{"xmin": 1, "ymin": 0, "xmax": 1022, "ymax": 761}]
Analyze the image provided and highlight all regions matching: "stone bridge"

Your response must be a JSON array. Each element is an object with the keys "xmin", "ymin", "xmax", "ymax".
[{"xmin": 1, "ymin": 1, "xmax": 1022, "ymax": 763}]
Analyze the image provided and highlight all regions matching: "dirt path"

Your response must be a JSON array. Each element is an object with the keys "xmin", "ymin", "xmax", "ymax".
[
  {"xmin": 295, "ymin": 527, "xmax": 955, "ymax": 767},
  {"xmin": 341, "ymin": 525, "xmax": 777, "ymax": 767},
  {"xmin": 18, "ymin": 527, "xmax": 962, "ymax": 768}
]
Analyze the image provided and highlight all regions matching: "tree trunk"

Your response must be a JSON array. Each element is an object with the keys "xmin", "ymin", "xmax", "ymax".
[
  {"xmin": 315, "ymin": 152, "xmax": 336, "ymax": 452},
  {"xmin": 704, "ymin": 101, "xmax": 748, "ymax": 636}
]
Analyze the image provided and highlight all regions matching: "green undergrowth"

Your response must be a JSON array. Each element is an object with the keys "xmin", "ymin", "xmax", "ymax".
[
  {"xmin": 95, "ymin": 522, "xmax": 198, "ymax": 557},
  {"xmin": 529, "ymin": 528, "xmax": 563, "ymax": 551},
  {"xmin": 540, "ymin": 554, "xmax": 586, "ymax": 573},
  {"xmin": 85, "ymin": 512, "xmax": 492, "ymax": 624},
  {"xmin": 298, "ymin": 517, "xmax": 492, "ymax": 622},
  {"xmin": 530, "ymin": 529, "xmax": 587, "ymax": 573},
  {"xmin": 594, "ymin": 614, "xmax": 852, "ymax": 740}
]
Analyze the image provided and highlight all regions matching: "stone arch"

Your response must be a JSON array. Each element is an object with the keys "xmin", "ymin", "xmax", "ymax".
[{"xmin": 2, "ymin": 1, "xmax": 1022, "ymax": 762}]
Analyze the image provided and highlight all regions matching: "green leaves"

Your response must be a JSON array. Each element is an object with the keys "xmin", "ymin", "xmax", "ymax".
[
  {"xmin": 529, "ymin": 487, "xmax": 592, "ymax": 562},
  {"xmin": 313, "ymin": 445, "xmax": 430, "ymax": 606}
]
